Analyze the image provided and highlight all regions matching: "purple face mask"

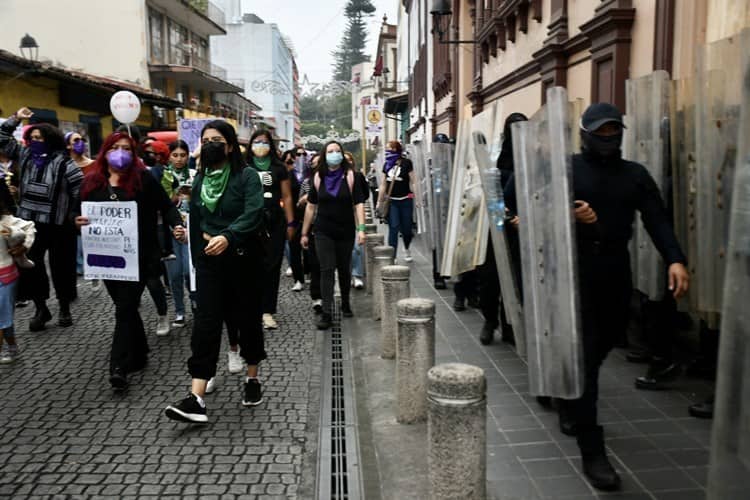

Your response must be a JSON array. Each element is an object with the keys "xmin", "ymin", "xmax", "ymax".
[
  {"xmin": 107, "ymin": 149, "xmax": 133, "ymax": 170},
  {"xmin": 29, "ymin": 140, "xmax": 50, "ymax": 168},
  {"xmin": 72, "ymin": 140, "xmax": 86, "ymax": 155}
]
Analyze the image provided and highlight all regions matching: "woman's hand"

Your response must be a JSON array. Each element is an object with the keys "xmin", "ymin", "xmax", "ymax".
[
  {"xmin": 173, "ymin": 226, "xmax": 187, "ymax": 243},
  {"xmin": 574, "ymin": 200, "xmax": 598, "ymax": 224},
  {"xmin": 301, "ymin": 234, "xmax": 310, "ymax": 250},
  {"xmin": 297, "ymin": 195, "xmax": 308, "ymax": 208},
  {"xmin": 15, "ymin": 107, "xmax": 33, "ymax": 120},
  {"xmin": 204, "ymin": 235, "xmax": 229, "ymax": 256},
  {"xmin": 357, "ymin": 231, "xmax": 366, "ymax": 246},
  {"xmin": 668, "ymin": 263, "xmax": 690, "ymax": 299},
  {"xmin": 75, "ymin": 216, "xmax": 90, "ymax": 229}
]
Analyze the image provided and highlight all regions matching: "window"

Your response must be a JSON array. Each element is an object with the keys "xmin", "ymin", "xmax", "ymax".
[
  {"xmin": 149, "ymin": 9, "xmax": 164, "ymax": 63},
  {"xmin": 169, "ymin": 19, "xmax": 190, "ymax": 65}
]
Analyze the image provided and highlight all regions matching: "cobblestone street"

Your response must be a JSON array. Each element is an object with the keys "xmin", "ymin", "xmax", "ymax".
[{"xmin": 0, "ymin": 276, "xmax": 321, "ymax": 499}]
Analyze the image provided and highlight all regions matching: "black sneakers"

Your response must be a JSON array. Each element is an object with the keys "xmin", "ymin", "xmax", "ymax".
[
  {"xmin": 479, "ymin": 323, "xmax": 495, "ymax": 345},
  {"xmin": 243, "ymin": 379, "xmax": 263, "ymax": 406},
  {"xmin": 165, "ymin": 393, "xmax": 208, "ymax": 423},
  {"xmin": 341, "ymin": 303, "xmax": 353, "ymax": 318},
  {"xmin": 109, "ymin": 367, "xmax": 128, "ymax": 391},
  {"xmin": 317, "ymin": 313, "xmax": 333, "ymax": 330}
]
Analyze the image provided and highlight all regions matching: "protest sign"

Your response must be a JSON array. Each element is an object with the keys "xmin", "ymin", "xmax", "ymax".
[
  {"xmin": 81, "ymin": 201, "xmax": 139, "ymax": 281},
  {"xmin": 179, "ymin": 118, "xmax": 213, "ymax": 153}
]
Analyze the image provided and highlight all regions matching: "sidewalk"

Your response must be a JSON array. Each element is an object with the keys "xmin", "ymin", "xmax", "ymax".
[
  {"xmin": 350, "ymin": 234, "xmax": 714, "ymax": 500},
  {"xmin": 0, "ymin": 278, "xmax": 321, "ymax": 499}
]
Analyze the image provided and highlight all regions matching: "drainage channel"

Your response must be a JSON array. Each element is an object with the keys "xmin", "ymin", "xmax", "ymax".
[{"xmin": 317, "ymin": 296, "xmax": 363, "ymax": 499}]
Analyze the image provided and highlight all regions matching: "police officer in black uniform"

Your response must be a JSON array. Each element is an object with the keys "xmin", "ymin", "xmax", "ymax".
[{"xmin": 507, "ymin": 103, "xmax": 690, "ymax": 491}]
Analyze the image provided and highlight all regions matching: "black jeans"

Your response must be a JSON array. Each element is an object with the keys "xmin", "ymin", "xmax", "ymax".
[
  {"xmin": 20, "ymin": 222, "xmax": 77, "ymax": 304},
  {"xmin": 145, "ymin": 276, "xmax": 168, "ymax": 316},
  {"xmin": 288, "ymin": 226, "xmax": 305, "ymax": 283},
  {"xmin": 562, "ymin": 251, "xmax": 632, "ymax": 451},
  {"xmin": 315, "ymin": 233, "xmax": 354, "ymax": 315},
  {"xmin": 454, "ymin": 270, "xmax": 479, "ymax": 301},
  {"xmin": 262, "ymin": 221, "xmax": 286, "ymax": 314},
  {"xmin": 104, "ymin": 280, "xmax": 148, "ymax": 373},
  {"xmin": 477, "ymin": 238, "xmax": 512, "ymax": 330},
  {"xmin": 306, "ymin": 235, "xmax": 321, "ymax": 301},
  {"xmin": 188, "ymin": 249, "xmax": 266, "ymax": 380}
]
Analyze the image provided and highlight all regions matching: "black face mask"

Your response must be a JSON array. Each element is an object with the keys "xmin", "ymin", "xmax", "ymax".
[
  {"xmin": 581, "ymin": 131, "xmax": 622, "ymax": 159},
  {"xmin": 143, "ymin": 152, "xmax": 157, "ymax": 166},
  {"xmin": 201, "ymin": 141, "xmax": 227, "ymax": 167}
]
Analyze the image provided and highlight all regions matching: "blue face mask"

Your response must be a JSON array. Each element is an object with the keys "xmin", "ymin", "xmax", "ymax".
[{"xmin": 326, "ymin": 151, "xmax": 343, "ymax": 166}]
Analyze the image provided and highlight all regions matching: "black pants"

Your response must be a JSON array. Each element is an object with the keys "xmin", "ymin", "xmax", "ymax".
[
  {"xmin": 104, "ymin": 280, "xmax": 149, "ymax": 373},
  {"xmin": 562, "ymin": 251, "xmax": 632, "ymax": 452},
  {"xmin": 288, "ymin": 225, "xmax": 305, "ymax": 283},
  {"xmin": 641, "ymin": 293, "xmax": 677, "ymax": 360},
  {"xmin": 145, "ymin": 276, "xmax": 168, "ymax": 316},
  {"xmin": 306, "ymin": 235, "xmax": 321, "ymax": 301},
  {"xmin": 188, "ymin": 249, "xmax": 265, "ymax": 380},
  {"xmin": 262, "ymin": 221, "xmax": 286, "ymax": 315},
  {"xmin": 20, "ymin": 222, "xmax": 77, "ymax": 304},
  {"xmin": 454, "ymin": 270, "xmax": 479, "ymax": 301},
  {"xmin": 316, "ymin": 233, "xmax": 353, "ymax": 315}
]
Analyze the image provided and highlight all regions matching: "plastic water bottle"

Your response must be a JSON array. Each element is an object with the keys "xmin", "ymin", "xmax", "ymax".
[{"xmin": 484, "ymin": 167, "xmax": 505, "ymax": 231}]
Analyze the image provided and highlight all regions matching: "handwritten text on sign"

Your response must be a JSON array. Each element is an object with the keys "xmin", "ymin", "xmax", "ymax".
[
  {"xmin": 179, "ymin": 118, "xmax": 214, "ymax": 154},
  {"xmin": 81, "ymin": 201, "xmax": 139, "ymax": 282}
]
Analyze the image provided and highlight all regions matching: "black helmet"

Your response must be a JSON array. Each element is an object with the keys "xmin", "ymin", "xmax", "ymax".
[{"xmin": 433, "ymin": 133, "xmax": 450, "ymax": 143}]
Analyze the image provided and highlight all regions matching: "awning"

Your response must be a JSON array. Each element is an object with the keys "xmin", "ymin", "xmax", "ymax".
[
  {"xmin": 384, "ymin": 91, "xmax": 408, "ymax": 115},
  {"xmin": 148, "ymin": 64, "xmax": 243, "ymax": 93}
]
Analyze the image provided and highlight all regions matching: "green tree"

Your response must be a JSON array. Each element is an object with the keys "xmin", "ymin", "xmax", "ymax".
[{"xmin": 332, "ymin": 0, "xmax": 376, "ymax": 82}]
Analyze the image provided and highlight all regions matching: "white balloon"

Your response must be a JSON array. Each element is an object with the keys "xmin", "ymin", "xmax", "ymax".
[{"xmin": 110, "ymin": 91, "xmax": 141, "ymax": 124}]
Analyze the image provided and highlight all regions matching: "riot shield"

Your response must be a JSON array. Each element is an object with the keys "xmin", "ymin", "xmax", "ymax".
[
  {"xmin": 695, "ymin": 33, "xmax": 744, "ymax": 315},
  {"xmin": 475, "ymin": 137, "xmax": 527, "ymax": 358},
  {"xmin": 407, "ymin": 142, "xmax": 434, "ymax": 248},
  {"xmin": 441, "ymin": 104, "xmax": 495, "ymax": 276},
  {"xmin": 707, "ymin": 28, "xmax": 750, "ymax": 500},
  {"xmin": 431, "ymin": 142, "xmax": 454, "ymax": 269},
  {"xmin": 624, "ymin": 71, "xmax": 671, "ymax": 300},
  {"xmin": 512, "ymin": 87, "xmax": 583, "ymax": 399},
  {"xmin": 670, "ymin": 77, "xmax": 700, "ymax": 312}
]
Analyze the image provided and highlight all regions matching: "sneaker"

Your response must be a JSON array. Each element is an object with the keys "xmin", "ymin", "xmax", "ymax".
[
  {"xmin": 156, "ymin": 315, "xmax": 170, "ymax": 336},
  {"xmin": 172, "ymin": 314, "xmax": 186, "ymax": 328},
  {"xmin": 0, "ymin": 346, "xmax": 18, "ymax": 364},
  {"xmin": 292, "ymin": 281, "xmax": 304, "ymax": 292},
  {"xmin": 15, "ymin": 300, "xmax": 29, "ymax": 308},
  {"xmin": 161, "ymin": 253, "xmax": 177, "ymax": 261},
  {"xmin": 109, "ymin": 367, "xmax": 128, "ymax": 391},
  {"xmin": 242, "ymin": 378, "xmax": 263, "ymax": 406},
  {"xmin": 57, "ymin": 311, "xmax": 73, "ymax": 328},
  {"xmin": 227, "ymin": 349, "xmax": 244, "ymax": 374},
  {"xmin": 165, "ymin": 393, "xmax": 208, "ymax": 423},
  {"xmin": 403, "ymin": 248, "xmax": 414, "ymax": 262},
  {"xmin": 285, "ymin": 266, "xmax": 293, "ymax": 277},
  {"xmin": 317, "ymin": 313, "xmax": 333, "ymax": 330},
  {"xmin": 341, "ymin": 303, "xmax": 353, "ymax": 318},
  {"xmin": 312, "ymin": 299, "xmax": 323, "ymax": 314},
  {"xmin": 352, "ymin": 277, "xmax": 364, "ymax": 290},
  {"xmin": 205, "ymin": 377, "xmax": 217, "ymax": 394},
  {"xmin": 262, "ymin": 313, "xmax": 278, "ymax": 330}
]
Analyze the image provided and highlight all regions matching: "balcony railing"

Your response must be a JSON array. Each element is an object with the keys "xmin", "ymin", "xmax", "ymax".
[{"xmin": 187, "ymin": 0, "xmax": 226, "ymax": 27}]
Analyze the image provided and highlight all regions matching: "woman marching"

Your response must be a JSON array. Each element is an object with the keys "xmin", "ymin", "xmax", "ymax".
[
  {"xmin": 246, "ymin": 131, "xmax": 295, "ymax": 330},
  {"xmin": 165, "ymin": 121, "xmax": 265, "ymax": 423},
  {"xmin": 376, "ymin": 140, "xmax": 416, "ymax": 262},
  {"xmin": 76, "ymin": 132, "xmax": 184, "ymax": 390},
  {"xmin": 301, "ymin": 141, "xmax": 367, "ymax": 330}
]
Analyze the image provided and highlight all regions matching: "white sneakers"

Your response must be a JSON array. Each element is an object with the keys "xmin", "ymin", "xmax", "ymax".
[
  {"xmin": 292, "ymin": 281, "xmax": 304, "ymax": 292},
  {"xmin": 352, "ymin": 277, "xmax": 364, "ymax": 289},
  {"xmin": 205, "ymin": 377, "xmax": 217, "ymax": 394},
  {"xmin": 312, "ymin": 299, "xmax": 323, "ymax": 313},
  {"xmin": 403, "ymin": 248, "xmax": 414, "ymax": 262},
  {"xmin": 227, "ymin": 349, "xmax": 244, "ymax": 374},
  {"xmin": 263, "ymin": 313, "xmax": 278, "ymax": 330},
  {"xmin": 285, "ymin": 267, "xmax": 293, "ymax": 277},
  {"xmin": 156, "ymin": 315, "xmax": 170, "ymax": 336}
]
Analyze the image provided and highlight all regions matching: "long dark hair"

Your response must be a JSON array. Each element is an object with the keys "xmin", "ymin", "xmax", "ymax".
[
  {"xmin": 200, "ymin": 120, "xmax": 245, "ymax": 171},
  {"xmin": 169, "ymin": 139, "xmax": 190, "ymax": 153},
  {"xmin": 23, "ymin": 123, "xmax": 66, "ymax": 153},
  {"xmin": 81, "ymin": 132, "xmax": 146, "ymax": 200},
  {"xmin": 317, "ymin": 140, "xmax": 353, "ymax": 178},
  {"xmin": 246, "ymin": 129, "xmax": 283, "ymax": 169}
]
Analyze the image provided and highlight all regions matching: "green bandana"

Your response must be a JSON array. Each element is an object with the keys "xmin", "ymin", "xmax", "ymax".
[
  {"xmin": 253, "ymin": 156, "xmax": 271, "ymax": 171},
  {"xmin": 200, "ymin": 164, "xmax": 231, "ymax": 213}
]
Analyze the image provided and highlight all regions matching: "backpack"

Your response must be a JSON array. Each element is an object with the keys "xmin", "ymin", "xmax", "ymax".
[{"xmin": 313, "ymin": 170, "xmax": 354, "ymax": 195}]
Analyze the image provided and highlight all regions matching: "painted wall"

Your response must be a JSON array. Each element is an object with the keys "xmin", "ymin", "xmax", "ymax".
[
  {"xmin": 497, "ymin": 81, "xmax": 543, "ymax": 124},
  {"xmin": 0, "ymin": 0, "xmax": 150, "ymax": 86},
  {"xmin": 566, "ymin": 56, "xmax": 592, "ymax": 107},
  {"xmin": 567, "ymin": 0, "xmax": 600, "ymax": 36},
  {"xmin": 629, "ymin": 0, "xmax": 655, "ymax": 78}
]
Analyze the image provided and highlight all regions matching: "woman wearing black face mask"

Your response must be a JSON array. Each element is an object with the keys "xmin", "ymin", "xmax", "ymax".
[
  {"xmin": 0, "ymin": 107, "xmax": 82, "ymax": 331},
  {"xmin": 246, "ymin": 131, "xmax": 295, "ymax": 331},
  {"xmin": 165, "ymin": 121, "xmax": 265, "ymax": 424},
  {"xmin": 75, "ymin": 132, "xmax": 184, "ymax": 391}
]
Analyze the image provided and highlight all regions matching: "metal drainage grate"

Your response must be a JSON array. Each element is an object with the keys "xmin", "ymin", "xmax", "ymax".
[{"xmin": 318, "ymin": 297, "xmax": 362, "ymax": 499}]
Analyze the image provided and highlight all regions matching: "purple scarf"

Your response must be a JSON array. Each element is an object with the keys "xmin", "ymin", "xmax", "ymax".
[
  {"xmin": 324, "ymin": 167, "xmax": 345, "ymax": 197},
  {"xmin": 384, "ymin": 151, "xmax": 400, "ymax": 173}
]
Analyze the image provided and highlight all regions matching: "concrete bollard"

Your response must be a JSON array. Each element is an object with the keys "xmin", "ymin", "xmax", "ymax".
[
  {"xmin": 372, "ymin": 245, "xmax": 395, "ymax": 319},
  {"xmin": 380, "ymin": 266, "xmax": 411, "ymax": 359},
  {"xmin": 396, "ymin": 298, "xmax": 435, "ymax": 423},
  {"xmin": 428, "ymin": 363, "xmax": 487, "ymax": 500},
  {"xmin": 365, "ymin": 233, "xmax": 385, "ymax": 295}
]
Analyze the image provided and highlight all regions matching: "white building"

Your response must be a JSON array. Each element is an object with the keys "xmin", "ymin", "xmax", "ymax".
[{"xmin": 211, "ymin": 2, "xmax": 297, "ymax": 149}]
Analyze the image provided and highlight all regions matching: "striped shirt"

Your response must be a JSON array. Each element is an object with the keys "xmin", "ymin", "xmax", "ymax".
[{"xmin": 17, "ymin": 151, "xmax": 83, "ymax": 225}]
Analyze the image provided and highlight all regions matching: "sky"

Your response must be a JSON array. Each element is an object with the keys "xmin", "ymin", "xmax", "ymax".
[{"xmin": 240, "ymin": 0, "xmax": 398, "ymax": 84}]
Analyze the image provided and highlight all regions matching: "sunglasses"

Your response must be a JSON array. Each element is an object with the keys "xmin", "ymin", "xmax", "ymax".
[{"xmin": 285, "ymin": 159, "xmax": 294, "ymax": 165}]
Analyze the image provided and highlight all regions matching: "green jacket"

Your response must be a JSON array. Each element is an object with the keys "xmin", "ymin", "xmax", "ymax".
[{"xmin": 189, "ymin": 167, "xmax": 264, "ymax": 257}]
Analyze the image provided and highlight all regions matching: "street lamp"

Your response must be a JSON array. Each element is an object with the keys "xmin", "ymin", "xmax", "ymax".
[
  {"xmin": 19, "ymin": 33, "xmax": 39, "ymax": 61},
  {"xmin": 430, "ymin": 0, "xmax": 477, "ymax": 44}
]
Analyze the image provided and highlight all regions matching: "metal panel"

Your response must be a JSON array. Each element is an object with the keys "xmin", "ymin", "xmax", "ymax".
[{"xmin": 431, "ymin": 142, "xmax": 455, "ymax": 268}]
